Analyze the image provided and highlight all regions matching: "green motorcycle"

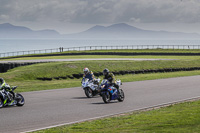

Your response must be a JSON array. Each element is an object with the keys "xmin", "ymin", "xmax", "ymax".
[{"xmin": 0, "ymin": 86, "xmax": 25, "ymax": 108}]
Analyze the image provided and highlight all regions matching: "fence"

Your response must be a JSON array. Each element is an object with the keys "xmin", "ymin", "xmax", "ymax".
[{"xmin": 1, "ymin": 45, "xmax": 200, "ymax": 58}]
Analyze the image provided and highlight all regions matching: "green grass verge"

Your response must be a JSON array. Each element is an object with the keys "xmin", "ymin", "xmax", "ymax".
[
  {"xmin": 1, "ymin": 55, "xmax": 200, "ymax": 61},
  {"xmin": 34, "ymin": 100, "xmax": 200, "ymax": 133}
]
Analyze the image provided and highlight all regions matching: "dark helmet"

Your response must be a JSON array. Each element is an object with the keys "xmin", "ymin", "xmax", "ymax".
[
  {"xmin": 103, "ymin": 68, "xmax": 109, "ymax": 76},
  {"xmin": 0, "ymin": 78, "xmax": 4, "ymax": 85}
]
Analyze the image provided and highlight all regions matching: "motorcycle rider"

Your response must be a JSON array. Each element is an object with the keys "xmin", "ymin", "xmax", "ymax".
[
  {"xmin": 82, "ymin": 67, "xmax": 95, "ymax": 81},
  {"xmin": 0, "ymin": 78, "xmax": 12, "ymax": 102},
  {"xmin": 83, "ymin": 67, "xmax": 100, "ymax": 85},
  {"xmin": 102, "ymin": 68, "xmax": 119, "ymax": 92}
]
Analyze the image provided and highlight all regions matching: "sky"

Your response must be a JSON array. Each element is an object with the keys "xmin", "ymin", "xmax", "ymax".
[{"xmin": 0, "ymin": 0, "xmax": 200, "ymax": 34}]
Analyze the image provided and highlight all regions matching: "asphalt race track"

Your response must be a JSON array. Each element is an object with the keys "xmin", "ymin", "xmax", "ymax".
[{"xmin": 1, "ymin": 75, "xmax": 200, "ymax": 133}]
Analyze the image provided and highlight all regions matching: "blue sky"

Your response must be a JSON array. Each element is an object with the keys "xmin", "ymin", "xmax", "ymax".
[{"xmin": 0, "ymin": 0, "xmax": 200, "ymax": 34}]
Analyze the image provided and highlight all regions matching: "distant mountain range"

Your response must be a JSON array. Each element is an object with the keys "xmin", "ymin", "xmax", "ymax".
[
  {"xmin": 0, "ymin": 23, "xmax": 199, "ymax": 39},
  {"xmin": 0, "ymin": 23, "xmax": 60, "ymax": 38}
]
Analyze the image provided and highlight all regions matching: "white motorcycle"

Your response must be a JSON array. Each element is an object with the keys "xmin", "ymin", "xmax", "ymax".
[{"xmin": 82, "ymin": 78, "xmax": 101, "ymax": 98}]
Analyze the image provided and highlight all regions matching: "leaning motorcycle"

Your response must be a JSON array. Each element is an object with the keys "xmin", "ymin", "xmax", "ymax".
[
  {"xmin": 82, "ymin": 78, "xmax": 101, "ymax": 98},
  {"xmin": 0, "ymin": 86, "xmax": 25, "ymax": 108},
  {"xmin": 100, "ymin": 79, "xmax": 125, "ymax": 103}
]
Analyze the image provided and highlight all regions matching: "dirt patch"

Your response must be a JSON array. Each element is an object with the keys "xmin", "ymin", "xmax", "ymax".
[{"xmin": 64, "ymin": 64, "xmax": 78, "ymax": 68}]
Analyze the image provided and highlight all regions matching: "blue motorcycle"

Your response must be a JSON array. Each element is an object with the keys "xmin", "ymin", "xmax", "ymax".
[{"xmin": 100, "ymin": 79, "xmax": 125, "ymax": 103}]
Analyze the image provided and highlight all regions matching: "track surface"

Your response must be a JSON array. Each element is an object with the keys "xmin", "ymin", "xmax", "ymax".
[
  {"xmin": 1, "ymin": 76, "xmax": 200, "ymax": 133},
  {"xmin": 0, "ymin": 58, "xmax": 173, "ymax": 63}
]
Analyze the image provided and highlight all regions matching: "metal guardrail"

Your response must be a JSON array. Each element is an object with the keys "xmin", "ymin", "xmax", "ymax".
[{"xmin": 0, "ymin": 45, "xmax": 200, "ymax": 58}]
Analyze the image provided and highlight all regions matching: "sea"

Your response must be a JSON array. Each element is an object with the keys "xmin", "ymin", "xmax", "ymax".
[{"xmin": 0, "ymin": 38, "xmax": 200, "ymax": 54}]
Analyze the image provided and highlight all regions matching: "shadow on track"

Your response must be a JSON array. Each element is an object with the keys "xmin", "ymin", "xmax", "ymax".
[
  {"xmin": 71, "ymin": 97, "xmax": 89, "ymax": 99},
  {"xmin": 91, "ymin": 101, "xmax": 119, "ymax": 105},
  {"xmin": 0, "ymin": 105, "xmax": 23, "ymax": 110},
  {"xmin": 72, "ymin": 96, "xmax": 101, "ymax": 99}
]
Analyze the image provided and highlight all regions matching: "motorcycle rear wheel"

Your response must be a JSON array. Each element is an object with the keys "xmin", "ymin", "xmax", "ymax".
[
  {"xmin": 85, "ymin": 88, "xmax": 93, "ymax": 98},
  {"xmin": 16, "ymin": 93, "xmax": 25, "ymax": 106},
  {"xmin": 102, "ymin": 92, "xmax": 111, "ymax": 103}
]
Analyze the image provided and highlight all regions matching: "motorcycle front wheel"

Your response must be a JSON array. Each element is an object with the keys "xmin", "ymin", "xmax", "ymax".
[
  {"xmin": 84, "ymin": 88, "xmax": 93, "ymax": 98},
  {"xmin": 0, "ymin": 97, "xmax": 3, "ymax": 108},
  {"xmin": 118, "ymin": 89, "xmax": 125, "ymax": 102},
  {"xmin": 16, "ymin": 93, "xmax": 25, "ymax": 106},
  {"xmin": 102, "ymin": 92, "xmax": 111, "ymax": 103}
]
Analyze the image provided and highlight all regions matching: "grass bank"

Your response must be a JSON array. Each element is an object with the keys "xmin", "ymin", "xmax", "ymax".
[
  {"xmin": 34, "ymin": 99, "xmax": 200, "ymax": 133},
  {"xmin": 1, "ymin": 55, "xmax": 200, "ymax": 61},
  {"xmin": 2, "ymin": 60, "xmax": 200, "ymax": 80},
  {"xmin": 8, "ymin": 70, "xmax": 200, "ymax": 92},
  {"xmin": 1, "ymin": 59, "xmax": 200, "ymax": 92}
]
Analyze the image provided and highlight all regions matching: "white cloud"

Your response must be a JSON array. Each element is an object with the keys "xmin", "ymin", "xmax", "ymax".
[
  {"xmin": 1, "ymin": 0, "xmax": 200, "ymax": 24},
  {"xmin": 0, "ymin": 0, "xmax": 200, "ymax": 33}
]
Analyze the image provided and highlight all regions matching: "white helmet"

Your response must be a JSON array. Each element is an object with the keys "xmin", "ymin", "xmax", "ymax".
[{"xmin": 83, "ymin": 67, "xmax": 89, "ymax": 74}]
